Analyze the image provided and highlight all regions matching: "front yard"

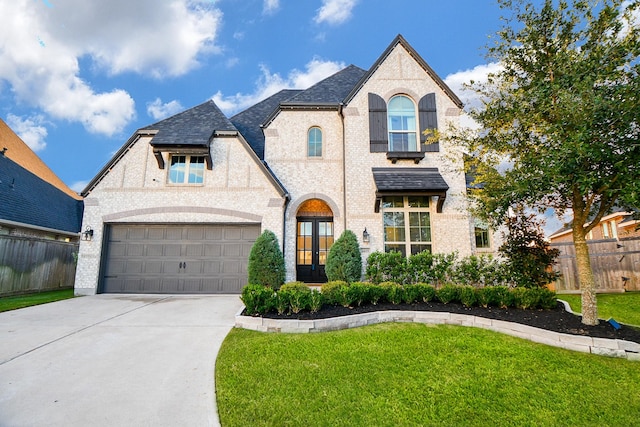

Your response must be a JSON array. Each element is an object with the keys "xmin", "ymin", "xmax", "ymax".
[
  {"xmin": 559, "ymin": 292, "xmax": 640, "ymax": 326},
  {"xmin": 216, "ymin": 322, "xmax": 640, "ymax": 427}
]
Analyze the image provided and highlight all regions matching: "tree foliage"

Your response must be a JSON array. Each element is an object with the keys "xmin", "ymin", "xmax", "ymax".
[
  {"xmin": 499, "ymin": 208, "xmax": 560, "ymax": 288},
  {"xmin": 247, "ymin": 230, "xmax": 285, "ymax": 289},
  {"xmin": 456, "ymin": 0, "xmax": 640, "ymax": 324},
  {"xmin": 325, "ymin": 230, "xmax": 362, "ymax": 283}
]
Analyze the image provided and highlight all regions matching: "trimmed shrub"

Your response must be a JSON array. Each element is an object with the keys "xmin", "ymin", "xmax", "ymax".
[
  {"xmin": 247, "ymin": 230, "xmax": 285, "ymax": 289},
  {"xmin": 348, "ymin": 282, "xmax": 370, "ymax": 307},
  {"xmin": 366, "ymin": 251, "xmax": 407, "ymax": 284},
  {"xmin": 536, "ymin": 288, "xmax": 558, "ymax": 310},
  {"xmin": 280, "ymin": 282, "xmax": 312, "ymax": 314},
  {"xmin": 458, "ymin": 285, "xmax": 477, "ymax": 308},
  {"xmin": 406, "ymin": 251, "xmax": 456, "ymax": 285},
  {"xmin": 402, "ymin": 283, "xmax": 421, "ymax": 304},
  {"xmin": 274, "ymin": 291, "xmax": 290, "ymax": 315},
  {"xmin": 325, "ymin": 230, "xmax": 362, "ymax": 283},
  {"xmin": 414, "ymin": 283, "xmax": 436, "ymax": 303},
  {"xmin": 321, "ymin": 281, "xmax": 348, "ymax": 306},
  {"xmin": 241, "ymin": 284, "xmax": 274, "ymax": 315},
  {"xmin": 309, "ymin": 290, "xmax": 324, "ymax": 313},
  {"xmin": 494, "ymin": 286, "xmax": 514, "ymax": 309},
  {"xmin": 380, "ymin": 282, "xmax": 404, "ymax": 305},
  {"xmin": 436, "ymin": 284, "xmax": 459, "ymax": 304},
  {"xmin": 476, "ymin": 286, "xmax": 498, "ymax": 308},
  {"xmin": 366, "ymin": 282, "xmax": 387, "ymax": 305}
]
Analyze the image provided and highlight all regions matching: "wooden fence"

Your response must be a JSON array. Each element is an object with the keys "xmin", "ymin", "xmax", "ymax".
[
  {"xmin": 551, "ymin": 237, "xmax": 640, "ymax": 293},
  {"xmin": 0, "ymin": 235, "xmax": 79, "ymax": 296}
]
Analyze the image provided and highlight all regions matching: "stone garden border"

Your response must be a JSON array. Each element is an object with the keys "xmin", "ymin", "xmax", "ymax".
[{"xmin": 235, "ymin": 300, "xmax": 640, "ymax": 360}]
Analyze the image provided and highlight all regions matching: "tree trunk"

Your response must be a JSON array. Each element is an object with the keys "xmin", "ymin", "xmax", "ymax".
[{"xmin": 573, "ymin": 229, "xmax": 598, "ymax": 325}]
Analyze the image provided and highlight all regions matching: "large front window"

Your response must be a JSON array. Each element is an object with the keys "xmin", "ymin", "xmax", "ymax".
[
  {"xmin": 388, "ymin": 95, "xmax": 417, "ymax": 152},
  {"xmin": 168, "ymin": 155, "xmax": 205, "ymax": 184},
  {"xmin": 382, "ymin": 196, "xmax": 431, "ymax": 256}
]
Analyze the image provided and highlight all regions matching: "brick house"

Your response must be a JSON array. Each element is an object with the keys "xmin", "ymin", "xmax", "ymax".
[
  {"xmin": 74, "ymin": 35, "xmax": 492, "ymax": 295},
  {"xmin": 549, "ymin": 209, "xmax": 640, "ymax": 243}
]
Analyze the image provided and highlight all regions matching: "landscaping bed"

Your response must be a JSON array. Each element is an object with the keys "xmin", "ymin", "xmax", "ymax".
[{"xmin": 250, "ymin": 300, "xmax": 640, "ymax": 344}]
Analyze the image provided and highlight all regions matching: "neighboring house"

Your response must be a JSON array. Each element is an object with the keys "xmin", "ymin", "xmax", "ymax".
[
  {"xmin": 549, "ymin": 209, "xmax": 640, "ymax": 243},
  {"xmin": 75, "ymin": 35, "xmax": 492, "ymax": 295},
  {"xmin": 0, "ymin": 121, "xmax": 84, "ymax": 295}
]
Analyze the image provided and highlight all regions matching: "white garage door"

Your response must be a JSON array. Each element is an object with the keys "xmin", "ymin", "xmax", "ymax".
[{"xmin": 101, "ymin": 224, "xmax": 260, "ymax": 294}]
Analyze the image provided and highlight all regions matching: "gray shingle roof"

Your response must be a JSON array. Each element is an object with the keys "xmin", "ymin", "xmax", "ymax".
[
  {"xmin": 284, "ymin": 65, "xmax": 367, "ymax": 104},
  {"xmin": 0, "ymin": 154, "xmax": 83, "ymax": 233},
  {"xmin": 231, "ymin": 90, "xmax": 301, "ymax": 159},
  {"xmin": 144, "ymin": 100, "xmax": 236, "ymax": 147},
  {"xmin": 372, "ymin": 167, "xmax": 450, "ymax": 192}
]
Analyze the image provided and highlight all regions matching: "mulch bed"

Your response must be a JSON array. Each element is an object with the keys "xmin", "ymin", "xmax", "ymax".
[{"xmin": 255, "ymin": 301, "xmax": 640, "ymax": 344}]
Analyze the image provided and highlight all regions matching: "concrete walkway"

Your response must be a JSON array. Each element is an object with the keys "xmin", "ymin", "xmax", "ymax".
[{"xmin": 0, "ymin": 295, "xmax": 243, "ymax": 427}]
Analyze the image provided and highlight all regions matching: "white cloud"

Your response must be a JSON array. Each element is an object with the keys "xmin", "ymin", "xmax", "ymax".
[
  {"xmin": 314, "ymin": 0, "xmax": 359, "ymax": 25},
  {"xmin": 263, "ymin": 0, "xmax": 280, "ymax": 14},
  {"xmin": 6, "ymin": 114, "xmax": 48, "ymax": 152},
  {"xmin": 0, "ymin": 0, "xmax": 222, "ymax": 136},
  {"xmin": 147, "ymin": 98, "xmax": 185, "ymax": 121},
  {"xmin": 212, "ymin": 58, "xmax": 345, "ymax": 115}
]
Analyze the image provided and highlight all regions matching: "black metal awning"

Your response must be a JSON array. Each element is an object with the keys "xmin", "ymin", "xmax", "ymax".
[{"xmin": 372, "ymin": 167, "xmax": 449, "ymax": 213}]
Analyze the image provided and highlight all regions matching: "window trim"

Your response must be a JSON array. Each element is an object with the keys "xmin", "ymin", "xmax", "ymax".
[
  {"xmin": 307, "ymin": 126, "xmax": 323, "ymax": 158},
  {"xmin": 387, "ymin": 95, "xmax": 418, "ymax": 153},
  {"xmin": 167, "ymin": 154, "xmax": 206, "ymax": 185},
  {"xmin": 381, "ymin": 196, "xmax": 432, "ymax": 256}
]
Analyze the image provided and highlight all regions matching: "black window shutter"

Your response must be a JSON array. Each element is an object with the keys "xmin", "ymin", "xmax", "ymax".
[
  {"xmin": 419, "ymin": 93, "xmax": 439, "ymax": 152},
  {"xmin": 368, "ymin": 93, "xmax": 388, "ymax": 153}
]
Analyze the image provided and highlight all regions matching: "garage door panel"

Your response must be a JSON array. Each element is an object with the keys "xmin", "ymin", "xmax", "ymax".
[{"xmin": 102, "ymin": 224, "xmax": 259, "ymax": 294}]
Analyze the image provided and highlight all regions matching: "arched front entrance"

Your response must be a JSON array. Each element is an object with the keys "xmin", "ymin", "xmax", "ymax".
[{"xmin": 296, "ymin": 199, "xmax": 334, "ymax": 283}]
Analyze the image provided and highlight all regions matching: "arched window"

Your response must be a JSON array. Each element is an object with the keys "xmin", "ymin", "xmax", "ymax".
[
  {"xmin": 308, "ymin": 127, "xmax": 322, "ymax": 157},
  {"xmin": 387, "ymin": 95, "xmax": 417, "ymax": 152}
]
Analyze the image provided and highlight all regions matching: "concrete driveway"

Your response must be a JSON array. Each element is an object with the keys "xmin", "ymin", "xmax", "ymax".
[{"xmin": 0, "ymin": 294, "xmax": 243, "ymax": 427}]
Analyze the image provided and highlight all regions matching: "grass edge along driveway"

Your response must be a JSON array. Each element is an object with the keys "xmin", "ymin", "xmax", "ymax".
[
  {"xmin": 216, "ymin": 323, "xmax": 640, "ymax": 427},
  {"xmin": 0, "ymin": 289, "xmax": 75, "ymax": 313}
]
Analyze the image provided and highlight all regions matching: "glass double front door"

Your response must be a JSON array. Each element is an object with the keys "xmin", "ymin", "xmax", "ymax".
[{"xmin": 296, "ymin": 218, "xmax": 334, "ymax": 283}]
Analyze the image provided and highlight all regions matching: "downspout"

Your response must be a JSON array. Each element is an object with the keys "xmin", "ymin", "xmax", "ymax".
[
  {"xmin": 339, "ymin": 103, "xmax": 347, "ymax": 231},
  {"xmin": 282, "ymin": 193, "xmax": 291, "ymax": 256}
]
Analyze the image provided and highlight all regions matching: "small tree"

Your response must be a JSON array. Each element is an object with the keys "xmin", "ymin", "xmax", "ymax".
[
  {"xmin": 325, "ymin": 230, "xmax": 362, "ymax": 283},
  {"xmin": 247, "ymin": 230, "xmax": 285, "ymax": 289},
  {"xmin": 499, "ymin": 208, "xmax": 560, "ymax": 288}
]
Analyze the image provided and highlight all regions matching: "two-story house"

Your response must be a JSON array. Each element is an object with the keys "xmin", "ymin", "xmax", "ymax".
[{"xmin": 74, "ymin": 35, "xmax": 486, "ymax": 295}]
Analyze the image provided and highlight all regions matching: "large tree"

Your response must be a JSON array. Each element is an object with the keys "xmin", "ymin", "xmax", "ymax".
[{"xmin": 457, "ymin": 0, "xmax": 640, "ymax": 325}]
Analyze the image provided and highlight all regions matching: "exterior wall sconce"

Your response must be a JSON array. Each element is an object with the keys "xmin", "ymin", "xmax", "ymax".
[
  {"xmin": 82, "ymin": 226, "xmax": 94, "ymax": 241},
  {"xmin": 362, "ymin": 228, "xmax": 370, "ymax": 243}
]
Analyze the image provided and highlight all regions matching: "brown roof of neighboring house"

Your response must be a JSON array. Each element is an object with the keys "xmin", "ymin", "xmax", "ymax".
[{"xmin": 0, "ymin": 118, "xmax": 81, "ymax": 200}]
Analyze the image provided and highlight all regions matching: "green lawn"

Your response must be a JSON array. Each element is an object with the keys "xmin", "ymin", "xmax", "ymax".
[
  {"xmin": 216, "ymin": 323, "xmax": 640, "ymax": 427},
  {"xmin": 559, "ymin": 292, "xmax": 640, "ymax": 326},
  {"xmin": 0, "ymin": 289, "xmax": 75, "ymax": 313}
]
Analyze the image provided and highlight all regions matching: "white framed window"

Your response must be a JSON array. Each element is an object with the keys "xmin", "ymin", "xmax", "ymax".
[
  {"xmin": 382, "ymin": 196, "xmax": 431, "ymax": 256},
  {"xmin": 602, "ymin": 222, "xmax": 610, "ymax": 238},
  {"xmin": 474, "ymin": 220, "xmax": 491, "ymax": 249},
  {"xmin": 388, "ymin": 95, "xmax": 417, "ymax": 152},
  {"xmin": 308, "ymin": 127, "xmax": 322, "ymax": 157},
  {"xmin": 610, "ymin": 220, "xmax": 618, "ymax": 239},
  {"xmin": 168, "ymin": 155, "xmax": 205, "ymax": 184}
]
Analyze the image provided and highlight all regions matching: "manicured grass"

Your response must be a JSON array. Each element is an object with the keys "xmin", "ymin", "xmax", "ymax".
[
  {"xmin": 216, "ymin": 323, "xmax": 640, "ymax": 427},
  {"xmin": 0, "ymin": 289, "xmax": 75, "ymax": 313},
  {"xmin": 559, "ymin": 292, "xmax": 640, "ymax": 326}
]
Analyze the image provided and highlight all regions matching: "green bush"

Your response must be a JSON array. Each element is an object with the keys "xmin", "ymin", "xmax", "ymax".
[
  {"xmin": 247, "ymin": 230, "xmax": 285, "ymax": 289},
  {"xmin": 241, "ymin": 284, "xmax": 274, "ymax": 315},
  {"xmin": 414, "ymin": 283, "xmax": 436, "ymax": 303},
  {"xmin": 494, "ymin": 286, "xmax": 514, "ymax": 309},
  {"xmin": 348, "ymin": 282, "xmax": 370, "ymax": 307},
  {"xmin": 476, "ymin": 286, "xmax": 498, "ymax": 308},
  {"xmin": 380, "ymin": 282, "xmax": 404, "ymax": 305},
  {"xmin": 535, "ymin": 288, "xmax": 557, "ymax": 310},
  {"xmin": 458, "ymin": 285, "xmax": 477, "ymax": 308},
  {"xmin": 320, "ymin": 281, "xmax": 348, "ymax": 306},
  {"xmin": 437, "ymin": 284, "xmax": 459, "ymax": 304},
  {"xmin": 366, "ymin": 282, "xmax": 387, "ymax": 305},
  {"xmin": 325, "ymin": 230, "xmax": 362, "ymax": 283},
  {"xmin": 335, "ymin": 283, "xmax": 356, "ymax": 308},
  {"xmin": 309, "ymin": 290, "xmax": 324, "ymax": 313},
  {"xmin": 280, "ymin": 282, "xmax": 312, "ymax": 314},
  {"xmin": 274, "ymin": 291, "xmax": 290, "ymax": 315},
  {"xmin": 402, "ymin": 283, "xmax": 421, "ymax": 304},
  {"xmin": 366, "ymin": 251, "xmax": 407, "ymax": 284}
]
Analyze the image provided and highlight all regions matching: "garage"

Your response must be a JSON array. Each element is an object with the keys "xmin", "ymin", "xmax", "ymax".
[{"xmin": 100, "ymin": 224, "xmax": 260, "ymax": 294}]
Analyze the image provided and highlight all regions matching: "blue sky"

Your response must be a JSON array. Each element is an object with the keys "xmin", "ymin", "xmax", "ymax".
[{"xmin": 1, "ymin": 0, "xmax": 507, "ymax": 193}]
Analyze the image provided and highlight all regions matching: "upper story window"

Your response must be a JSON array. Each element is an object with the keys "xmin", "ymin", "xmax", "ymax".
[
  {"xmin": 168, "ymin": 155, "xmax": 205, "ymax": 184},
  {"xmin": 308, "ymin": 127, "xmax": 322, "ymax": 157},
  {"xmin": 382, "ymin": 196, "xmax": 431, "ymax": 256},
  {"xmin": 388, "ymin": 95, "xmax": 417, "ymax": 152}
]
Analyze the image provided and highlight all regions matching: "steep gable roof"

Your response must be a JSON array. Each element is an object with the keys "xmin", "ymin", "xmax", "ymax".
[
  {"xmin": 283, "ymin": 65, "xmax": 367, "ymax": 105},
  {"xmin": 343, "ymin": 34, "xmax": 464, "ymax": 108},
  {"xmin": 230, "ymin": 90, "xmax": 301, "ymax": 159},
  {"xmin": 0, "ymin": 119, "xmax": 81, "ymax": 200},
  {"xmin": 143, "ymin": 100, "xmax": 236, "ymax": 147},
  {"xmin": 0, "ymin": 153, "xmax": 83, "ymax": 234}
]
